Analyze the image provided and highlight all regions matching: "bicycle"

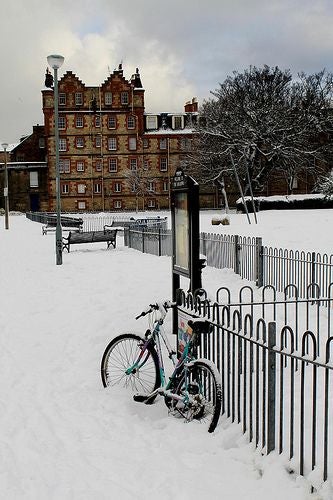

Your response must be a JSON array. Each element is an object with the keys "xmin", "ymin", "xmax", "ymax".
[{"xmin": 101, "ymin": 300, "xmax": 222, "ymax": 433}]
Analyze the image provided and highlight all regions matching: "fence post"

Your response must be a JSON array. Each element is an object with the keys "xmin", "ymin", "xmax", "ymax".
[
  {"xmin": 142, "ymin": 228, "xmax": 145, "ymax": 253},
  {"xmin": 267, "ymin": 321, "xmax": 276, "ymax": 454},
  {"xmin": 234, "ymin": 235, "xmax": 241, "ymax": 275},
  {"xmin": 158, "ymin": 228, "xmax": 162, "ymax": 257},
  {"xmin": 256, "ymin": 237, "xmax": 264, "ymax": 287},
  {"xmin": 311, "ymin": 251, "xmax": 317, "ymax": 299},
  {"xmin": 201, "ymin": 232, "xmax": 207, "ymax": 259}
]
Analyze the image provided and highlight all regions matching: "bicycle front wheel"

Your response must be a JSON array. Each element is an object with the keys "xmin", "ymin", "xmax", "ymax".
[
  {"xmin": 101, "ymin": 333, "xmax": 161, "ymax": 395},
  {"xmin": 170, "ymin": 360, "xmax": 222, "ymax": 433}
]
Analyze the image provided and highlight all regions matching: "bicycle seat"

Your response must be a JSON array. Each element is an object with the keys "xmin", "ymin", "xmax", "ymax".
[{"xmin": 188, "ymin": 319, "xmax": 212, "ymax": 335}]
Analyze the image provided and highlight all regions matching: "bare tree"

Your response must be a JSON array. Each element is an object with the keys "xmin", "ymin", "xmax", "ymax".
[
  {"xmin": 124, "ymin": 168, "xmax": 157, "ymax": 212},
  {"xmin": 185, "ymin": 66, "xmax": 333, "ymax": 203}
]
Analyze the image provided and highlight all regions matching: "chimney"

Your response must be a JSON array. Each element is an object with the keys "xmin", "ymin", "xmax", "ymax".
[
  {"xmin": 131, "ymin": 68, "xmax": 143, "ymax": 88},
  {"xmin": 184, "ymin": 97, "xmax": 198, "ymax": 113}
]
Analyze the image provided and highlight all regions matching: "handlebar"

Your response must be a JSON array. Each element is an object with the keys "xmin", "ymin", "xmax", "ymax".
[{"xmin": 135, "ymin": 300, "xmax": 176, "ymax": 320}]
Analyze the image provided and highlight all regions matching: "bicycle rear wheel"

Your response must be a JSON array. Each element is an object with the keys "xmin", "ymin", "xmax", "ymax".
[
  {"xmin": 168, "ymin": 360, "xmax": 222, "ymax": 433},
  {"xmin": 101, "ymin": 333, "xmax": 161, "ymax": 396}
]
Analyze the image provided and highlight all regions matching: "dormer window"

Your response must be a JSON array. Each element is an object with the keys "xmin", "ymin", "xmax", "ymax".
[
  {"xmin": 59, "ymin": 93, "xmax": 66, "ymax": 106},
  {"xmin": 172, "ymin": 115, "xmax": 184, "ymax": 130},
  {"xmin": 121, "ymin": 92, "xmax": 129, "ymax": 105},
  {"xmin": 104, "ymin": 92, "xmax": 112, "ymax": 105},
  {"xmin": 75, "ymin": 92, "xmax": 83, "ymax": 105},
  {"xmin": 146, "ymin": 115, "xmax": 157, "ymax": 130}
]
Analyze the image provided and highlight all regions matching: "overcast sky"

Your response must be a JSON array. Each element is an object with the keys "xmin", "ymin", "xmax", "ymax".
[{"xmin": 1, "ymin": 0, "xmax": 333, "ymax": 144}]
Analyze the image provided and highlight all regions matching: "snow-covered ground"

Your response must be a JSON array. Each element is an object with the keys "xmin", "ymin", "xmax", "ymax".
[
  {"xmin": 1, "ymin": 210, "xmax": 332, "ymax": 500},
  {"xmin": 199, "ymin": 209, "xmax": 333, "ymax": 254}
]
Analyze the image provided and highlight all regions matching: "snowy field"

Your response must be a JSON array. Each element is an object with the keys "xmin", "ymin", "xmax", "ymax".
[{"xmin": 1, "ymin": 209, "xmax": 333, "ymax": 500}]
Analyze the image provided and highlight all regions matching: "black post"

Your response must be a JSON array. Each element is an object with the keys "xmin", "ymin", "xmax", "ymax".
[
  {"xmin": 267, "ymin": 321, "xmax": 276, "ymax": 454},
  {"xmin": 171, "ymin": 169, "xmax": 200, "ymax": 337}
]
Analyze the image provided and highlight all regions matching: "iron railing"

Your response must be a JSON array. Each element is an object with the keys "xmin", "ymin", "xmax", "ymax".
[
  {"xmin": 177, "ymin": 285, "xmax": 333, "ymax": 491},
  {"xmin": 123, "ymin": 227, "xmax": 333, "ymax": 301},
  {"xmin": 26, "ymin": 212, "xmax": 167, "ymax": 233}
]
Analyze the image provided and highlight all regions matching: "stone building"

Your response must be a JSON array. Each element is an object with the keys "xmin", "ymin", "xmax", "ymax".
[
  {"xmin": 42, "ymin": 65, "xmax": 198, "ymax": 212},
  {"xmin": 0, "ymin": 126, "xmax": 48, "ymax": 212}
]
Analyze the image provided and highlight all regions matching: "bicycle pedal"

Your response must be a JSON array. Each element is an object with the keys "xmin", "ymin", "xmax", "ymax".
[{"xmin": 133, "ymin": 394, "xmax": 155, "ymax": 405}]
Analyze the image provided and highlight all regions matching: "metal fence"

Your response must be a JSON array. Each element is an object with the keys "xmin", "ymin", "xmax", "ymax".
[
  {"xmin": 124, "ymin": 227, "xmax": 333, "ymax": 301},
  {"xmin": 124, "ymin": 227, "xmax": 172, "ymax": 256},
  {"xmin": 177, "ymin": 285, "xmax": 333, "ymax": 491},
  {"xmin": 26, "ymin": 212, "xmax": 168, "ymax": 233}
]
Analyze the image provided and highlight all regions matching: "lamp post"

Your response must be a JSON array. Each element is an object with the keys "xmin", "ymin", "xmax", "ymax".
[
  {"xmin": 47, "ymin": 54, "xmax": 64, "ymax": 265},
  {"xmin": 1, "ymin": 142, "xmax": 9, "ymax": 230}
]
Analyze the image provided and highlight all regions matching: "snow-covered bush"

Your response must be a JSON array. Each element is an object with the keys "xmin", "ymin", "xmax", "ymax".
[{"xmin": 316, "ymin": 175, "xmax": 333, "ymax": 199}]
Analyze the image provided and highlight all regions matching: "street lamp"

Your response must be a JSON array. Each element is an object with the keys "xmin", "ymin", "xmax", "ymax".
[
  {"xmin": 47, "ymin": 54, "xmax": 64, "ymax": 265},
  {"xmin": 1, "ymin": 142, "xmax": 9, "ymax": 230}
]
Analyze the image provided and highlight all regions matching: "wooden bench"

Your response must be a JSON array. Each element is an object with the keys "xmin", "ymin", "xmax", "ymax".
[
  {"xmin": 62, "ymin": 226, "xmax": 118, "ymax": 252},
  {"xmin": 42, "ymin": 216, "xmax": 83, "ymax": 235}
]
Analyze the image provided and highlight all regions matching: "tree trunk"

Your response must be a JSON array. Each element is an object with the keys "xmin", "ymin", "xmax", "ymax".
[{"xmin": 214, "ymin": 172, "xmax": 229, "ymax": 214}]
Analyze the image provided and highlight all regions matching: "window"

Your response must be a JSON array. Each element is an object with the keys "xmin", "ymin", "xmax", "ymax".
[
  {"xmin": 29, "ymin": 171, "xmax": 38, "ymax": 187},
  {"xmin": 172, "ymin": 115, "xmax": 184, "ymax": 130},
  {"xmin": 121, "ymin": 92, "xmax": 129, "ymax": 105},
  {"xmin": 94, "ymin": 183, "xmax": 102, "ymax": 194},
  {"xmin": 127, "ymin": 116, "xmax": 135, "ymax": 129},
  {"xmin": 77, "ymin": 183, "xmax": 86, "ymax": 194},
  {"xmin": 160, "ymin": 158, "xmax": 168, "ymax": 172},
  {"xmin": 61, "ymin": 183, "xmax": 69, "ymax": 194},
  {"xmin": 17, "ymin": 154, "xmax": 25, "ymax": 161},
  {"xmin": 75, "ymin": 115, "xmax": 84, "ymax": 128},
  {"xmin": 95, "ymin": 159, "xmax": 102, "ymax": 172},
  {"xmin": 107, "ymin": 116, "xmax": 116, "ymax": 129},
  {"xmin": 143, "ymin": 138, "xmax": 149, "ymax": 148},
  {"xmin": 180, "ymin": 137, "xmax": 192, "ymax": 150},
  {"xmin": 76, "ymin": 137, "xmax": 84, "ymax": 148},
  {"xmin": 75, "ymin": 92, "xmax": 83, "ymax": 105},
  {"xmin": 146, "ymin": 115, "xmax": 157, "ymax": 130},
  {"xmin": 59, "ymin": 159, "xmax": 70, "ymax": 173},
  {"xmin": 144, "ymin": 159, "xmax": 149, "ymax": 170},
  {"xmin": 104, "ymin": 92, "xmax": 112, "ymax": 105},
  {"xmin": 128, "ymin": 136, "xmax": 137, "ymax": 150},
  {"xmin": 59, "ymin": 93, "xmax": 66, "ymax": 106},
  {"xmin": 59, "ymin": 138, "xmax": 67, "ymax": 152},
  {"xmin": 148, "ymin": 199, "xmax": 156, "ymax": 208},
  {"xmin": 95, "ymin": 115, "xmax": 101, "ymax": 127},
  {"xmin": 163, "ymin": 180, "xmax": 169, "ymax": 192},
  {"xmin": 114, "ymin": 182, "xmax": 122, "ymax": 193},
  {"xmin": 114, "ymin": 200, "xmax": 122, "ymax": 209},
  {"xmin": 95, "ymin": 135, "xmax": 101, "ymax": 148},
  {"xmin": 78, "ymin": 201, "xmax": 86, "ymax": 210},
  {"xmin": 147, "ymin": 181, "xmax": 155, "ymax": 192},
  {"xmin": 109, "ymin": 158, "xmax": 118, "ymax": 172},
  {"xmin": 159, "ymin": 138, "xmax": 167, "ymax": 149},
  {"xmin": 58, "ymin": 116, "xmax": 66, "ymax": 129},
  {"xmin": 76, "ymin": 161, "xmax": 85, "ymax": 172},
  {"xmin": 39, "ymin": 137, "xmax": 45, "ymax": 149},
  {"xmin": 130, "ymin": 158, "xmax": 137, "ymax": 171},
  {"xmin": 108, "ymin": 137, "xmax": 117, "ymax": 151}
]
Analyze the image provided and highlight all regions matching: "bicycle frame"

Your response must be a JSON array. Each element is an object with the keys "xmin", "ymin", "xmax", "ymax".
[{"xmin": 126, "ymin": 314, "xmax": 199, "ymax": 405}]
